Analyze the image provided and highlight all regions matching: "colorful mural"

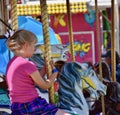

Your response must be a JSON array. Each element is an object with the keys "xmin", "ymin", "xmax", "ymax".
[
  {"xmin": 50, "ymin": 12, "xmax": 99, "ymax": 64},
  {"xmin": 59, "ymin": 32, "xmax": 95, "ymax": 64}
]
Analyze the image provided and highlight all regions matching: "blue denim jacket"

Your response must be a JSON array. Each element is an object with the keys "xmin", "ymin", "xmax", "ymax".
[{"xmin": 109, "ymin": 64, "xmax": 120, "ymax": 83}]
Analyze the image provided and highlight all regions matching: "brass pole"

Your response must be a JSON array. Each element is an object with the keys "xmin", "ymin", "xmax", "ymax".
[
  {"xmin": 66, "ymin": 0, "xmax": 75, "ymax": 62},
  {"xmin": 95, "ymin": 0, "xmax": 105, "ymax": 115},
  {"xmin": 111, "ymin": 0, "xmax": 116, "ymax": 82},
  {"xmin": 40, "ymin": 0, "xmax": 55, "ymax": 104},
  {"xmin": 0, "ymin": 0, "xmax": 7, "ymax": 34},
  {"xmin": 10, "ymin": 0, "xmax": 18, "ymax": 30}
]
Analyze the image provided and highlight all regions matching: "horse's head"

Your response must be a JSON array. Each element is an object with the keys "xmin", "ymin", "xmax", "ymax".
[
  {"xmin": 74, "ymin": 62, "xmax": 107, "ymax": 100},
  {"xmin": 56, "ymin": 61, "xmax": 90, "ymax": 114},
  {"xmin": 55, "ymin": 61, "xmax": 107, "ymax": 114},
  {"xmin": 73, "ymin": 62, "xmax": 107, "ymax": 111}
]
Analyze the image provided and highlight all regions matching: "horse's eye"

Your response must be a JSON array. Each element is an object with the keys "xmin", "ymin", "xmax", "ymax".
[{"xmin": 91, "ymin": 72, "xmax": 94, "ymax": 76}]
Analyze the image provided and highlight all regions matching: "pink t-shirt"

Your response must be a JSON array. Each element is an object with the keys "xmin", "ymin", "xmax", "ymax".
[{"xmin": 6, "ymin": 56, "xmax": 39, "ymax": 103}]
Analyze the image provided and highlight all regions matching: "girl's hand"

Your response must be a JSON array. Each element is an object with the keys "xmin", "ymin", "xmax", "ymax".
[
  {"xmin": 49, "ymin": 60, "xmax": 55, "ymax": 69},
  {"xmin": 44, "ymin": 56, "xmax": 54, "ymax": 67}
]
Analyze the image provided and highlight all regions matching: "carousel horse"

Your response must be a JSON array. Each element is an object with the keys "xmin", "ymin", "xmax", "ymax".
[
  {"xmin": 89, "ymin": 61, "xmax": 120, "ymax": 115},
  {"xmin": 0, "ymin": 74, "xmax": 11, "ymax": 115},
  {"xmin": 89, "ymin": 81, "xmax": 120, "ymax": 115},
  {"xmin": 34, "ymin": 44, "xmax": 68, "ymax": 62},
  {"xmin": 0, "ymin": 61, "xmax": 106, "ymax": 115},
  {"xmin": 55, "ymin": 61, "xmax": 107, "ymax": 115}
]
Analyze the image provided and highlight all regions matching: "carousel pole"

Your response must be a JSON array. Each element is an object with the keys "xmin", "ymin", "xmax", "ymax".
[
  {"xmin": 39, "ymin": 0, "xmax": 55, "ymax": 104},
  {"xmin": 0, "ymin": 0, "xmax": 7, "ymax": 35},
  {"xmin": 66, "ymin": 0, "xmax": 75, "ymax": 62},
  {"xmin": 111, "ymin": 0, "xmax": 116, "ymax": 82},
  {"xmin": 10, "ymin": 0, "xmax": 18, "ymax": 30},
  {"xmin": 95, "ymin": 0, "xmax": 105, "ymax": 115}
]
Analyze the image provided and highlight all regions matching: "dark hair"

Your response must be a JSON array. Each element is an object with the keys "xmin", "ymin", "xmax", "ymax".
[
  {"xmin": 93, "ymin": 61, "xmax": 111, "ymax": 81},
  {"xmin": 102, "ymin": 50, "xmax": 120, "ymax": 64}
]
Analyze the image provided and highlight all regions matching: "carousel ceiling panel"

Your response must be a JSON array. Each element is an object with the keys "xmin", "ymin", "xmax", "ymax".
[
  {"xmin": 88, "ymin": 0, "xmax": 120, "ymax": 9},
  {"xmin": 17, "ymin": 1, "xmax": 87, "ymax": 15}
]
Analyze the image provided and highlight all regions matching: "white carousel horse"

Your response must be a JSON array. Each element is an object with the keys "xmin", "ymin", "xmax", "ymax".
[
  {"xmin": 56, "ymin": 61, "xmax": 107, "ymax": 115},
  {"xmin": 34, "ymin": 44, "xmax": 68, "ymax": 62},
  {"xmin": 29, "ymin": 51, "xmax": 107, "ymax": 115}
]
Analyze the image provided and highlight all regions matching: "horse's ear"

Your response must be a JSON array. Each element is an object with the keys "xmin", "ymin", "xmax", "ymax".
[{"xmin": 54, "ymin": 60, "xmax": 66, "ymax": 71}]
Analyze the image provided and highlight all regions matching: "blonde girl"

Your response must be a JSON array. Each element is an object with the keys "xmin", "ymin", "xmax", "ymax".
[{"xmin": 6, "ymin": 29, "xmax": 70, "ymax": 115}]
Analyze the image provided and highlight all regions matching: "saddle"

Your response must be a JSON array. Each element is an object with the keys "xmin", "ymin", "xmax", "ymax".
[{"xmin": 0, "ymin": 74, "xmax": 11, "ymax": 114}]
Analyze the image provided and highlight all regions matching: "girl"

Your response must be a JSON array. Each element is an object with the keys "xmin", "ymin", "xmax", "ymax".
[{"xmin": 6, "ymin": 29, "xmax": 70, "ymax": 115}]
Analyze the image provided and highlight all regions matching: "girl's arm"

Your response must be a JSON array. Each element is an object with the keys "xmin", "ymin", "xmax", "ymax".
[
  {"xmin": 30, "ymin": 69, "xmax": 58, "ymax": 90},
  {"xmin": 31, "ymin": 60, "xmax": 58, "ymax": 90}
]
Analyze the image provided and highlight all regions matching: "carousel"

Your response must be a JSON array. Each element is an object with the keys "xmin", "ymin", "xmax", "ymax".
[{"xmin": 0, "ymin": 0, "xmax": 120, "ymax": 115}]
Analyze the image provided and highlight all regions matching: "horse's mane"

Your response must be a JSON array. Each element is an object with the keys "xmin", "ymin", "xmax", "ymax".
[
  {"xmin": 55, "ymin": 61, "xmax": 107, "ymax": 114},
  {"xmin": 57, "ymin": 62, "xmax": 91, "ymax": 113},
  {"xmin": 105, "ymin": 81, "xmax": 120, "ymax": 103},
  {"xmin": 90, "ymin": 81, "xmax": 120, "ymax": 115},
  {"xmin": 59, "ymin": 62, "xmax": 91, "ymax": 89}
]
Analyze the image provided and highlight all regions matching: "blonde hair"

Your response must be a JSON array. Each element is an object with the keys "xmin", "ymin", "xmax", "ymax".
[{"xmin": 7, "ymin": 29, "xmax": 37, "ymax": 51}]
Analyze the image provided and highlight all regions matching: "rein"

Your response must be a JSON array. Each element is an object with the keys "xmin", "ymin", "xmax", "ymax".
[
  {"xmin": 0, "ymin": 18, "xmax": 12, "ymax": 30},
  {"xmin": 0, "ymin": 18, "xmax": 14, "ymax": 39}
]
